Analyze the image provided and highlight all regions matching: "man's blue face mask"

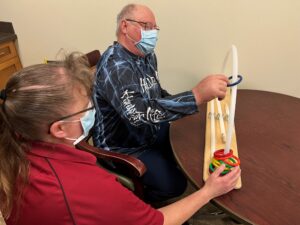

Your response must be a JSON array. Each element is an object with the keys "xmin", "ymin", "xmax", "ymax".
[{"xmin": 135, "ymin": 29, "xmax": 158, "ymax": 55}]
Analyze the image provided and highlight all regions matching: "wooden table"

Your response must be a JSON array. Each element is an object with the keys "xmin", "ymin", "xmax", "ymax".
[{"xmin": 170, "ymin": 89, "xmax": 300, "ymax": 225}]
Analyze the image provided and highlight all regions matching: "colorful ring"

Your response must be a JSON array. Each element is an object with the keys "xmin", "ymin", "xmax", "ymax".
[
  {"xmin": 209, "ymin": 163, "xmax": 230, "ymax": 175},
  {"xmin": 209, "ymin": 149, "xmax": 240, "ymax": 175},
  {"xmin": 214, "ymin": 149, "xmax": 233, "ymax": 159},
  {"xmin": 227, "ymin": 75, "xmax": 243, "ymax": 87},
  {"xmin": 223, "ymin": 155, "xmax": 240, "ymax": 167}
]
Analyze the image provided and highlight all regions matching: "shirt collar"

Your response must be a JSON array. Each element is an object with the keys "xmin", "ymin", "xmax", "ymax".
[{"xmin": 29, "ymin": 141, "xmax": 97, "ymax": 165}]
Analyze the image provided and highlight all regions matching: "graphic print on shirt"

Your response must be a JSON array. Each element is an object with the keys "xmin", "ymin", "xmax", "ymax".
[
  {"xmin": 121, "ymin": 89, "xmax": 166, "ymax": 125},
  {"xmin": 146, "ymin": 107, "xmax": 165, "ymax": 123},
  {"xmin": 121, "ymin": 89, "xmax": 145, "ymax": 126},
  {"xmin": 140, "ymin": 73, "xmax": 158, "ymax": 94}
]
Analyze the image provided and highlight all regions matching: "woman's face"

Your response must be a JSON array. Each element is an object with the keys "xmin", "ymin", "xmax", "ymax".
[{"xmin": 50, "ymin": 84, "xmax": 91, "ymax": 146}]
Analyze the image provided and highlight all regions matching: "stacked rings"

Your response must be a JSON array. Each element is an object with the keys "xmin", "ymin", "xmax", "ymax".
[{"xmin": 209, "ymin": 149, "xmax": 240, "ymax": 175}]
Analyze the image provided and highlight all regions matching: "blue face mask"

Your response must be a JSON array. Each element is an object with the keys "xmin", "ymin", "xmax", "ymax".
[
  {"xmin": 64, "ymin": 103, "xmax": 96, "ymax": 145},
  {"xmin": 135, "ymin": 29, "xmax": 158, "ymax": 55}
]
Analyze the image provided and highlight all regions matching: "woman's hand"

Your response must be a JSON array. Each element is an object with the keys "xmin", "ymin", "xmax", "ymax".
[{"xmin": 203, "ymin": 164, "xmax": 241, "ymax": 199}]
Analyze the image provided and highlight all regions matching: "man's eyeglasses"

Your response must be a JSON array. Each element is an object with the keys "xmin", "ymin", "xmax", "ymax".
[{"xmin": 125, "ymin": 19, "xmax": 160, "ymax": 31}]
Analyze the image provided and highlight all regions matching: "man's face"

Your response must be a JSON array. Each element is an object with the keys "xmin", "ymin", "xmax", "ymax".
[{"xmin": 125, "ymin": 6, "xmax": 158, "ymax": 42}]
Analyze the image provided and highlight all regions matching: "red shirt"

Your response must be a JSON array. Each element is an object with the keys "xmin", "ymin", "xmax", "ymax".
[{"xmin": 6, "ymin": 142, "xmax": 163, "ymax": 225}]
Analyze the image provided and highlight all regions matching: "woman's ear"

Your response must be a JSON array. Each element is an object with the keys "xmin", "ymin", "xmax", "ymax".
[{"xmin": 49, "ymin": 121, "xmax": 67, "ymax": 139}]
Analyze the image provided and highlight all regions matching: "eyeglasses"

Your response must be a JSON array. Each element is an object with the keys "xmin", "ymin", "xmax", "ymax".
[
  {"xmin": 125, "ymin": 19, "xmax": 160, "ymax": 31},
  {"xmin": 49, "ymin": 105, "xmax": 94, "ymax": 129}
]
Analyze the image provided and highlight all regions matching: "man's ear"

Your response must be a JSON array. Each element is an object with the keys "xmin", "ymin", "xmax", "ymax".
[
  {"xmin": 49, "ymin": 121, "xmax": 67, "ymax": 139},
  {"xmin": 120, "ymin": 20, "xmax": 128, "ymax": 34}
]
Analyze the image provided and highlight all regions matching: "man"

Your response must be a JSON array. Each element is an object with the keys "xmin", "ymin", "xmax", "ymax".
[{"xmin": 93, "ymin": 4, "xmax": 229, "ymax": 202}]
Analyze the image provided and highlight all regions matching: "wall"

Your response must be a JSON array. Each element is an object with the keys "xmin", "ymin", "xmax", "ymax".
[{"xmin": 1, "ymin": 0, "xmax": 299, "ymax": 97}]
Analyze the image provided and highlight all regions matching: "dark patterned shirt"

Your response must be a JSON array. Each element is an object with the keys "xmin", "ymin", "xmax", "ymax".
[{"xmin": 93, "ymin": 43, "xmax": 198, "ymax": 155}]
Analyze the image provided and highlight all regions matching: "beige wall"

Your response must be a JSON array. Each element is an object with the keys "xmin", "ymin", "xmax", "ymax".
[{"xmin": 1, "ymin": 0, "xmax": 299, "ymax": 97}]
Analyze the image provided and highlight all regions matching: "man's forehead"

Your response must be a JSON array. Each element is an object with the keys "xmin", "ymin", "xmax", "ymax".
[{"xmin": 133, "ymin": 6, "xmax": 156, "ymax": 23}]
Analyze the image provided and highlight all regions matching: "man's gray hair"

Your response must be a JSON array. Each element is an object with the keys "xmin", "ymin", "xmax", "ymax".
[{"xmin": 116, "ymin": 4, "xmax": 137, "ymax": 36}]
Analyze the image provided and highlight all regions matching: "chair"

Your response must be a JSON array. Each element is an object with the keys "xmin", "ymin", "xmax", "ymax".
[
  {"xmin": 76, "ymin": 135, "xmax": 146, "ymax": 198},
  {"xmin": 85, "ymin": 50, "xmax": 101, "ymax": 72},
  {"xmin": 76, "ymin": 51, "xmax": 146, "ymax": 198},
  {"xmin": 39, "ymin": 51, "xmax": 146, "ymax": 197},
  {"xmin": 45, "ymin": 49, "xmax": 101, "ymax": 71}
]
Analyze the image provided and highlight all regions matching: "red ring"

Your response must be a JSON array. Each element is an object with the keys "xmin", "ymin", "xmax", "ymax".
[{"xmin": 214, "ymin": 149, "xmax": 233, "ymax": 159}]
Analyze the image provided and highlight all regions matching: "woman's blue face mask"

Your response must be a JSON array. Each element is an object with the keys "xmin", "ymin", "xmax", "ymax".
[{"xmin": 50, "ymin": 102, "xmax": 95, "ymax": 145}]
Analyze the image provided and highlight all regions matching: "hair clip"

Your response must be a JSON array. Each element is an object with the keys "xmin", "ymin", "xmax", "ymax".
[{"xmin": 0, "ymin": 89, "xmax": 7, "ymax": 100}]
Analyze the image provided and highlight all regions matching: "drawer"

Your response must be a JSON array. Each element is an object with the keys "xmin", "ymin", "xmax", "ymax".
[
  {"xmin": 0, "ymin": 56, "xmax": 22, "ymax": 89},
  {"xmin": 0, "ymin": 41, "xmax": 17, "ymax": 64}
]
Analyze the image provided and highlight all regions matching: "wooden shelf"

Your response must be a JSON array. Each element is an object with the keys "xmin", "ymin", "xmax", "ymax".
[{"xmin": 0, "ymin": 40, "xmax": 22, "ymax": 89}]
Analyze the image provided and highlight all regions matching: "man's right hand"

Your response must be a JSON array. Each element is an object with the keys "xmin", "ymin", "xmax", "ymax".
[{"xmin": 192, "ymin": 74, "xmax": 229, "ymax": 105}]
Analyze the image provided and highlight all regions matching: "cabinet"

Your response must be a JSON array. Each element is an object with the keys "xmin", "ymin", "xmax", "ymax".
[{"xmin": 0, "ymin": 41, "xmax": 22, "ymax": 89}]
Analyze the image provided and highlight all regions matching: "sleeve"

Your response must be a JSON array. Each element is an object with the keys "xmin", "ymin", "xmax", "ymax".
[
  {"xmin": 105, "ymin": 173, "xmax": 164, "ymax": 225},
  {"xmin": 96, "ymin": 61, "xmax": 198, "ymax": 127},
  {"xmin": 117, "ymin": 187, "xmax": 164, "ymax": 225},
  {"xmin": 161, "ymin": 88, "xmax": 171, "ymax": 97}
]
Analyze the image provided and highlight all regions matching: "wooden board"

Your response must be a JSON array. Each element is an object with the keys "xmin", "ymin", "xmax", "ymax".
[{"xmin": 203, "ymin": 89, "xmax": 242, "ymax": 189}]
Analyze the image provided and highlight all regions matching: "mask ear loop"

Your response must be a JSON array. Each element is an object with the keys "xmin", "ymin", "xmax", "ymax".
[{"xmin": 124, "ymin": 20, "xmax": 141, "ymax": 44}]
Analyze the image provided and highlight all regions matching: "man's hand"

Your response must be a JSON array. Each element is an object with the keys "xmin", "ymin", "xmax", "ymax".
[{"xmin": 192, "ymin": 74, "xmax": 229, "ymax": 105}]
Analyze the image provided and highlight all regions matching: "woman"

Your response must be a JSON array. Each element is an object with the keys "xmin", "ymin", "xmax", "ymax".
[{"xmin": 0, "ymin": 53, "xmax": 240, "ymax": 225}]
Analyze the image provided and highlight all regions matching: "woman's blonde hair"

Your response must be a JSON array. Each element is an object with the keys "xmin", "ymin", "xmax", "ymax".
[{"xmin": 0, "ymin": 53, "xmax": 93, "ymax": 218}]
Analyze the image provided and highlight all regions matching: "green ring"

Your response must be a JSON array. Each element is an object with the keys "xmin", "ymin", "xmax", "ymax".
[
  {"xmin": 216, "ymin": 159, "xmax": 233, "ymax": 169},
  {"xmin": 209, "ymin": 163, "xmax": 230, "ymax": 175}
]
